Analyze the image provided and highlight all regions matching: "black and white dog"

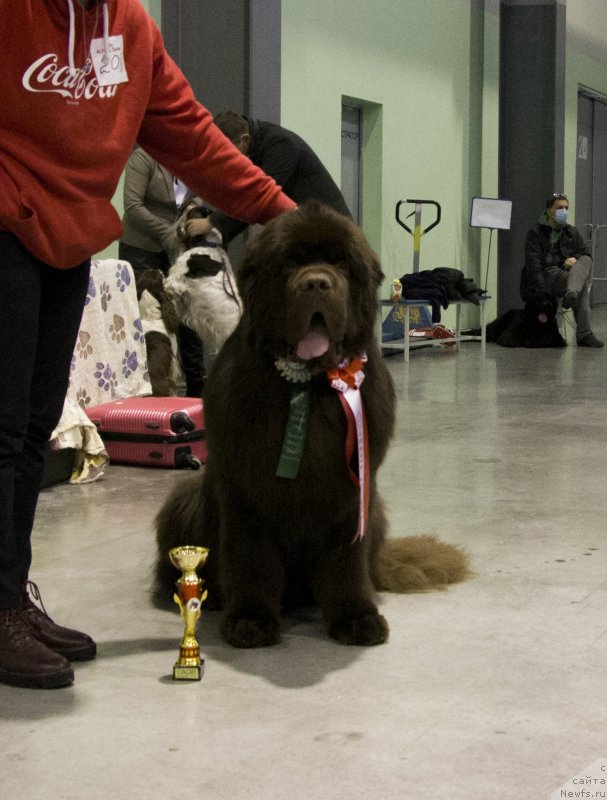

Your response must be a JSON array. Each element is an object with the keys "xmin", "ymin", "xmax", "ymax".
[{"xmin": 164, "ymin": 204, "xmax": 242, "ymax": 355}]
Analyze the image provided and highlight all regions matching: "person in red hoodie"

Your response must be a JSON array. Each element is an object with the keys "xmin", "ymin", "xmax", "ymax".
[{"xmin": 0, "ymin": 0, "xmax": 296, "ymax": 689}]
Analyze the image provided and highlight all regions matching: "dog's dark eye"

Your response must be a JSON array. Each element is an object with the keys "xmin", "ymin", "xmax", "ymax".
[
  {"xmin": 187, "ymin": 206, "xmax": 212, "ymax": 220},
  {"xmin": 187, "ymin": 254, "xmax": 222, "ymax": 278}
]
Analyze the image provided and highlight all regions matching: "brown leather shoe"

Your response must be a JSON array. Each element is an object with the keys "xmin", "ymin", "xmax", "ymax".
[
  {"xmin": 21, "ymin": 583, "xmax": 97, "ymax": 662},
  {"xmin": 0, "ymin": 608, "xmax": 74, "ymax": 689}
]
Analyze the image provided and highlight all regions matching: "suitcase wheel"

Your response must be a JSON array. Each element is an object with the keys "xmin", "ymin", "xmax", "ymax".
[{"xmin": 175, "ymin": 449, "xmax": 202, "ymax": 470}]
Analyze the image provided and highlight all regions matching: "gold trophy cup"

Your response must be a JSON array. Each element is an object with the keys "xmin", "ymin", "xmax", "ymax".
[{"xmin": 169, "ymin": 546, "xmax": 209, "ymax": 681}]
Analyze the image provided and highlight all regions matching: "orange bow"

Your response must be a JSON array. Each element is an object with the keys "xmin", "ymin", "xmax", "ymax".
[{"xmin": 326, "ymin": 356, "xmax": 367, "ymax": 392}]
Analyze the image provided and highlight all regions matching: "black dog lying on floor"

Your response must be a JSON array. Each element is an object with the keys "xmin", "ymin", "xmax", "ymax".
[{"xmin": 466, "ymin": 300, "xmax": 566, "ymax": 348}]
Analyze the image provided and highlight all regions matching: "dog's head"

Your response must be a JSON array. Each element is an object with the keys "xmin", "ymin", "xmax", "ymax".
[
  {"xmin": 525, "ymin": 299, "xmax": 556, "ymax": 319},
  {"xmin": 523, "ymin": 299, "xmax": 566, "ymax": 346},
  {"xmin": 237, "ymin": 202, "xmax": 384, "ymax": 373},
  {"xmin": 174, "ymin": 202, "xmax": 214, "ymax": 251},
  {"xmin": 166, "ymin": 203, "xmax": 229, "ymax": 304}
]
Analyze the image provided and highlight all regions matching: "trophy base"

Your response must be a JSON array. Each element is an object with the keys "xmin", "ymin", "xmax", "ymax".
[{"xmin": 173, "ymin": 660, "xmax": 205, "ymax": 681}]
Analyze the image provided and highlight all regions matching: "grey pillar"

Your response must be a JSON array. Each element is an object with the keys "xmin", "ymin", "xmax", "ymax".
[
  {"xmin": 161, "ymin": 0, "xmax": 250, "ymax": 116},
  {"xmin": 249, "ymin": 0, "xmax": 281, "ymax": 122},
  {"xmin": 160, "ymin": 0, "xmax": 281, "ymax": 121},
  {"xmin": 498, "ymin": 0, "xmax": 566, "ymax": 313}
]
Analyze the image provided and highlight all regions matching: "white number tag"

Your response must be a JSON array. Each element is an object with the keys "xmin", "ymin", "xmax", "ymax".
[{"xmin": 90, "ymin": 35, "xmax": 128, "ymax": 86}]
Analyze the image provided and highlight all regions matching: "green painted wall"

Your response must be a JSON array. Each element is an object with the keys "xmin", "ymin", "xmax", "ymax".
[
  {"xmin": 280, "ymin": 0, "xmax": 499, "ymax": 324},
  {"xmin": 146, "ymin": 0, "xmax": 162, "ymax": 24},
  {"xmin": 279, "ymin": 1, "xmax": 607, "ymax": 321}
]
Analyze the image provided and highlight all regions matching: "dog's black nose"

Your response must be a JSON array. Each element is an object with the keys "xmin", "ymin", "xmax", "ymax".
[{"xmin": 300, "ymin": 274, "xmax": 332, "ymax": 293}]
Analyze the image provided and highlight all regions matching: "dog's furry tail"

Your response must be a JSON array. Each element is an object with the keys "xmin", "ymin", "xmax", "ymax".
[
  {"xmin": 375, "ymin": 535, "xmax": 472, "ymax": 592},
  {"xmin": 152, "ymin": 474, "xmax": 207, "ymax": 606}
]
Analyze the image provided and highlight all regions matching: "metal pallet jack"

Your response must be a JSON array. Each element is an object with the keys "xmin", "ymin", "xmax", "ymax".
[
  {"xmin": 381, "ymin": 198, "xmax": 453, "ymax": 355},
  {"xmin": 395, "ymin": 198, "xmax": 441, "ymax": 274}
]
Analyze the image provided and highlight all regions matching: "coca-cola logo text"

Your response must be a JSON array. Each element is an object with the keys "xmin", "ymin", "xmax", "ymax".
[{"xmin": 22, "ymin": 53, "xmax": 118, "ymax": 101}]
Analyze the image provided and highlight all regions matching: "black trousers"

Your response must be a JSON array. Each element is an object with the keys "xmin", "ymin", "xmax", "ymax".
[{"xmin": 0, "ymin": 233, "xmax": 90, "ymax": 608}]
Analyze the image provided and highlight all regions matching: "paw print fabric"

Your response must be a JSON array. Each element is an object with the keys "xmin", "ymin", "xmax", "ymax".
[{"xmin": 67, "ymin": 259, "xmax": 152, "ymax": 408}]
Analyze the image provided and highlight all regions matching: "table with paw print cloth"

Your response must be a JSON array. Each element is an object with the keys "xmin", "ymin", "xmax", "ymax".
[{"xmin": 48, "ymin": 259, "xmax": 152, "ymax": 484}]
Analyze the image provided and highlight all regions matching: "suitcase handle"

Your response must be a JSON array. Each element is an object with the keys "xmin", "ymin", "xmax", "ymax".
[{"xmin": 170, "ymin": 412, "xmax": 196, "ymax": 435}]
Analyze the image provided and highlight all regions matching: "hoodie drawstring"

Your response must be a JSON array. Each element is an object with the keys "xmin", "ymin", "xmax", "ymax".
[
  {"xmin": 102, "ymin": 2, "xmax": 109, "ymax": 54},
  {"xmin": 65, "ymin": 0, "xmax": 109, "ymax": 77},
  {"xmin": 66, "ymin": 0, "xmax": 76, "ymax": 75}
]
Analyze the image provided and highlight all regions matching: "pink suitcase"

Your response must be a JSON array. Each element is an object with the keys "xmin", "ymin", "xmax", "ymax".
[{"xmin": 84, "ymin": 396, "xmax": 206, "ymax": 469}]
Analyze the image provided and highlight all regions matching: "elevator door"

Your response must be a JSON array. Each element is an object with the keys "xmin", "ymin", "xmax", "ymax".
[
  {"xmin": 341, "ymin": 105, "xmax": 362, "ymax": 224},
  {"xmin": 576, "ymin": 93, "xmax": 607, "ymax": 305}
]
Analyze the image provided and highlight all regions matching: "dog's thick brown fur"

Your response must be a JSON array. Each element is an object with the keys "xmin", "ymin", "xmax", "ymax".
[{"xmin": 154, "ymin": 203, "xmax": 469, "ymax": 647}]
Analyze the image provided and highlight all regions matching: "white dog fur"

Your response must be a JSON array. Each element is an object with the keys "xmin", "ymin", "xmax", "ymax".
[{"xmin": 164, "ymin": 228, "xmax": 242, "ymax": 355}]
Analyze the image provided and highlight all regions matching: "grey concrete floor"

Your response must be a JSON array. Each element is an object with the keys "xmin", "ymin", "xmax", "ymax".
[{"xmin": 2, "ymin": 309, "xmax": 607, "ymax": 800}]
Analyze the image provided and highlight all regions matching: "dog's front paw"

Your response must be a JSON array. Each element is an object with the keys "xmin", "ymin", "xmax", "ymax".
[
  {"xmin": 221, "ymin": 613, "xmax": 281, "ymax": 648},
  {"xmin": 328, "ymin": 612, "xmax": 389, "ymax": 646}
]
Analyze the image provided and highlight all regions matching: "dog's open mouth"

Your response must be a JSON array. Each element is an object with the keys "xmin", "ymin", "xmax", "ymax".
[
  {"xmin": 288, "ymin": 312, "xmax": 343, "ymax": 372},
  {"xmin": 295, "ymin": 313, "xmax": 331, "ymax": 361}
]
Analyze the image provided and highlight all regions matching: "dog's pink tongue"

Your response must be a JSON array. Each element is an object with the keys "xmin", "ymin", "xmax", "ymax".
[{"xmin": 296, "ymin": 326, "xmax": 330, "ymax": 360}]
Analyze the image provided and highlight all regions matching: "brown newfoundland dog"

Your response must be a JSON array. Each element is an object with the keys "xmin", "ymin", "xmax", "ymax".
[{"xmin": 154, "ymin": 202, "xmax": 469, "ymax": 647}]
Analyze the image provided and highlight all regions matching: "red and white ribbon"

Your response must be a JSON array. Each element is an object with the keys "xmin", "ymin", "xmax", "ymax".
[{"xmin": 327, "ymin": 356, "xmax": 369, "ymax": 541}]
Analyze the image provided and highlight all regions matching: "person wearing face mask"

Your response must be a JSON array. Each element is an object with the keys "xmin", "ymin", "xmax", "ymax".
[{"xmin": 521, "ymin": 194, "xmax": 603, "ymax": 347}]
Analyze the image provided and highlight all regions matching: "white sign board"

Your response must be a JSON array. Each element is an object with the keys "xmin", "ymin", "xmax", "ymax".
[{"xmin": 470, "ymin": 197, "xmax": 512, "ymax": 230}]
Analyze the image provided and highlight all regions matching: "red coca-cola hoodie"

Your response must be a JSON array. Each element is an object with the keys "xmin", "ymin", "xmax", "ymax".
[{"xmin": 0, "ymin": 0, "xmax": 296, "ymax": 268}]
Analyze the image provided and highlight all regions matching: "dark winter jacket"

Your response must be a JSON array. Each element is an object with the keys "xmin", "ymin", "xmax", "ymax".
[
  {"xmin": 431, "ymin": 267, "xmax": 485, "ymax": 305},
  {"xmin": 397, "ymin": 268, "xmax": 485, "ymax": 323},
  {"xmin": 211, "ymin": 118, "xmax": 352, "ymax": 243},
  {"xmin": 521, "ymin": 220, "xmax": 590, "ymax": 304},
  {"xmin": 399, "ymin": 271, "xmax": 450, "ymax": 323}
]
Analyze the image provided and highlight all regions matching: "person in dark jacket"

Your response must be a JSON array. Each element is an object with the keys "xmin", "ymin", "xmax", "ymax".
[
  {"xmin": 210, "ymin": 112, "xmax": 352, "ymax": 243},
  {"xmin": 521, "ymin": 194, "xmax": 603, "ymax": 347}
]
